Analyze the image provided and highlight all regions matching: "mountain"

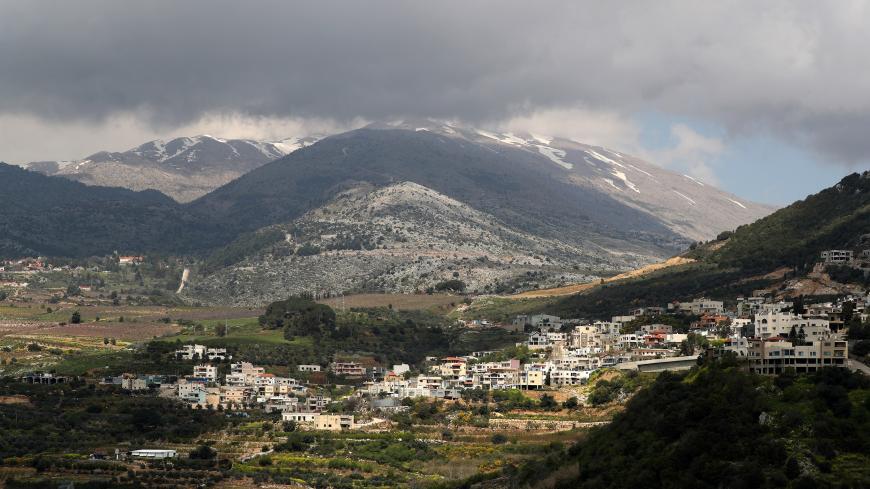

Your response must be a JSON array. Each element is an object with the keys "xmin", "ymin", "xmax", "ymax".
[
  {"xmin": 386, "ymin": 120, "xmax": 773, "ymax": 242},
  {"xmin": 186, "ymin": 181, "xmax": 606, "ymax": 305},
  {"xmin": 0, "ymin": 163, "xmax": 224, "ymax": 257},
  {"xmin": 190, "ymin": 122, "xmax": 771, "ymax": 256},
  {"xmin": 542, "ymin": 171, "xmax": 870, "ymax": 319},
  {"xmin": 180, "ymin": 123, "xmax": 773, "ymax": 304},
  {"xmin": 24, "ymin": 135, "xmax": 319, "ymax": 202},
  {"xmin": 2, "ymin": 121, "xmax": 775, "ymax": 299}
]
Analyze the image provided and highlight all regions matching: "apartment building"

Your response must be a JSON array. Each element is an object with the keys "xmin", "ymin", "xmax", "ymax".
[{"xmin": 747, "ymin": 337, "xmax": 848, "ymax": 374}]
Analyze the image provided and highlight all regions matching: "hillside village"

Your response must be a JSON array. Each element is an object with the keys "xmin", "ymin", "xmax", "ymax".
[{"xmin": 23, "ymin": 268, "xmax": 863, "ymax": 441}]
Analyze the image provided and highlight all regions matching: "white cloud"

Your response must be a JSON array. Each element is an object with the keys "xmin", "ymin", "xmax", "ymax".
[
  {"xmin": 0, "ymin": 112, "xmax": 360, "ymax": 164},
  {"xmin": 498, "ymin": 107, "xmax": 641, "ymax": 150},
  {"xmin": 642, "ymin": 124, "xmax": 725, "ymax": 185},
  {"xmin": 2, "ymin": 2, "xmax": 870, "ymax": 165}
]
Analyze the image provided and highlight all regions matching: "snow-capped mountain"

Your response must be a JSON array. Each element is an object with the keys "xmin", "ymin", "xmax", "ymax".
[
  {"xmin": 370, "ymin": 120, "xmax": 774, "ymax": 242},
  {"xmin": 23, "ymin": 135, "xmax": 320, "ymax": 202},
  {"xmin": 185, "ymin": 120, "xmax": 775, "ymax": 303}
]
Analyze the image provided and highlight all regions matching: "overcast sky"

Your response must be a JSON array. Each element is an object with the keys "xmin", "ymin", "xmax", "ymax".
[{"xmin": 1, "ymin": 1, "xmax": 868, "ymax": 205}]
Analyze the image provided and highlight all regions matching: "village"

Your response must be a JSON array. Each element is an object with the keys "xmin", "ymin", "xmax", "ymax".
[{"xmin": 28, "ymin": 287, "xmax": 861, "ymax": 447}]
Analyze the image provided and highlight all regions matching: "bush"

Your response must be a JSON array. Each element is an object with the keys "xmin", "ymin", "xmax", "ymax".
[
  {"xmin": 434, "ymin": 279, "xmax": 466, "ymax": 292},
  {"xmin": 188, "ymin": 445, "xmax": 217, "ymax": 460},
  {"xmin": 491, "ymin": 433, "xmax": 508, "ymax": 445}
]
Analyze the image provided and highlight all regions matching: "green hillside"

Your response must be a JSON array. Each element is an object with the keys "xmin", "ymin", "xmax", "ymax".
[
  {"xmin": 549, "ymin": 171, "xmax": 869, "ymax": 318},
  {"xmin": 0, "ymin": 163, "xmax": 226, "ymax": 258},
  {"xmin": 504, "ymin": 364, "xmax": 870, "ymax": 489},
  {"xmin": 701, "ymin": 170, "xmax": 870, "ymax": 272}
]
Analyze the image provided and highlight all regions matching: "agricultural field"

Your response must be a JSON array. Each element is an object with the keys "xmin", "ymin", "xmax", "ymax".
[{"xmin": 318, "ymin": 292, "xmax": 462, "ymax": 312}]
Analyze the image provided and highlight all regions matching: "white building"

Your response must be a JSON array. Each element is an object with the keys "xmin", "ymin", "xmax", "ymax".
[
  {"xmin": 192, "ymin": 364, "xmax": 218, "ymax": 382},
  {"xmin": 754, "ymin": 311, "xmax": 830, "ymax": 340},
  {"xmin": 821, "ymin": 250, "xmax": 853, "ymax": 264},
  {"xmin": 226, "ymin": 362, "xmax": 265, "ymax": 385},
  {"xmin": 282, "ymin": 412, "xmax": 318, "ymax": 423},
  {"xmin": 550, "ymin": 369, "xmax": 591, "ymax": 386},
  {"xmin": 672, "ymin": 298, "xmax": 724, "ymax": 315},
  {"xmin": 175, "ymin": 344, "xmax": 230, "ymax": 361}
]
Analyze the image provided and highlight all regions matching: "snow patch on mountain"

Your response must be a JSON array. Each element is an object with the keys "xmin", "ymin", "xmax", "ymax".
[
  {"xmin": 536, "ymin": 145, "xmax": 573, "ymax": 169},
  {"xmin": 587, "ymin": 149, "xmax": 624, "ymax": 168},
  {"xmin": 728, "ymin": 198, "xmax": 747, "ymax": 209},
  {"xmin": 611, "ymin": 170, "xmax": 640, "ymax": 193},
  {"xmin": 683, "ymin": 174, "xmax": 705, "ymax": 186},
  {"xmin": 672, "ymin": 190, "xmax": 697, "ymax": 205}
]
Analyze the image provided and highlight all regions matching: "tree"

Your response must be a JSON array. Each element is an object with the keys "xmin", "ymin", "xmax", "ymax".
[
  {"xmin": 842, "ymin": 301, "xmax": 856, "ymax": 323},
  {"xmin": 563, "ymin": 397, "xmax": 579, "ymax": 409},
  {"xmin": 188, "ymin": 445, "xmax": 217, "ymax": 460},
  {"xmin": 787, "ymin": 325, "xmax": 798, "ymax": 343},
  {"xmin": 215, "ymin": 323, "xmax": 227, "ymax": 337},
  {"xmin": 434, "ymin": 279, "xmax": 466, "ymax": 293},
  {"xmin": 539, "ymin": 394, "xmax": 558, "ymax": 410},
  {"xmin": 70, "ymin": 311, "xmax": 82, "ymax": 324}
]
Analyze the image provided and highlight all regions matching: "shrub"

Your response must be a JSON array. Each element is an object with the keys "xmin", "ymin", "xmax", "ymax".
[{"xmin": 491, "ymin": 433, "xmax": 508, "ymax": 445}]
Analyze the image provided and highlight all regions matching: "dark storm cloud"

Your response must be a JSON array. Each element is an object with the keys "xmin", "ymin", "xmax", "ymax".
[{"xmin": 1, "ymin": 0, "xmax": 869, "ymax": 164}]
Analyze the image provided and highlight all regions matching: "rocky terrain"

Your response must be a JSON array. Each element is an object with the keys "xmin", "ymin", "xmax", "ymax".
[{"xmin": 184, "ymin": 182, "xmax": 601, "ymax": 305}]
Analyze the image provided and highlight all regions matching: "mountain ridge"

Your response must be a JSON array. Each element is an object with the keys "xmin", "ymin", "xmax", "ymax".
[
  {"xmin": 185, "ymin": 180, "xmax": 610, "ymax": 305},
  {"xmin": 23, "ymin": 134, "xmax": 320, "ymax": 202}
]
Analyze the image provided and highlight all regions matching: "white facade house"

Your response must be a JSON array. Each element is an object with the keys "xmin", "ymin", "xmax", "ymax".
[
  {"xmin": 821, "ymin": 250, "xmax": 853, "ymax": 264},
  {"xmin": 192, "ymin": 364, "xmax": 218, "ymax": 382},
  {"xmin": 282, "ymin": 412, "xmax": 317, "ymax": 423},
  {"xmin": 550, "ymin": 369, "xmax": 591, "ymax": 386},
  {"xmin": 754, "ymin": 312, "xmax": 830, "ymax": 340},
  {"xmin": 175, "ymin": 344, "xmax": 230, "ymax": 361}
]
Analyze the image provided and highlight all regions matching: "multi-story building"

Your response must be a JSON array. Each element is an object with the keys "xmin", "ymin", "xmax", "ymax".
[
  {"xmin": 330, "ymin": 362, "xmax": 367, "ymax": 377},
  {"xmin": 754, "ymin": 312, "xmax": 830, "ymax": 340},
  {"xmin": 314, "ymin": 414, "xmax": 354, "ymax": 431},
  {"xmin": 192, "ymin": 364, "xmax": 218, "ymax": 382},
  {"xmin": 671, "ymin": 298, "xmax": 724, "ymax": 315},
  {"xmin": 747, "ymin": 337, "xmax": 848, "ymax": 374},
  {"xmin": 820, "ymin": 250, "xmax": 853, "ymax": 264},
  {"xmin": 438, "ymin": 357, "xmax": 467, "ymax": 379},
  {"xmin": 550, "ymin": 369, "xmax": 591, "ymax": 386},
  {"xmin": 226, "ymin": 362, "xmax": 265, "ymax": 385},
  {"xmin": 175, "ymin": 344, "xmax": 231, "ymax": 361},
  {"xmin": 518, "ymin": 370, "xmax": 545, "ymax": 390},
  {"xmin": 570, "ymin": 325, "xmax": 600, "ymax": 348},
  {"xmin": 513, "ymin": 314, "xmax": 562, "ymax": 330},
  {"xmin": 306, "ymin": 395, "xmax": 332, "ymax": 412}
]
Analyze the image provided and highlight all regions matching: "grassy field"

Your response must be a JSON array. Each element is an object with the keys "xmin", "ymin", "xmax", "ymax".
[{"xmin": 457, "ymin": 295, "xmax": 555, "ymax": 322}]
